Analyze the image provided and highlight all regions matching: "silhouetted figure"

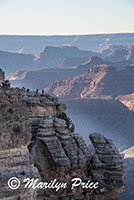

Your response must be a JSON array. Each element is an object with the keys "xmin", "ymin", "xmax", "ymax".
[
  {"xmin": 36, "ymin": 89, "xmax": 38, "ymax": 94},
  {"xmin": 42, "ymin": 89, "xmax": 44, "ymax": 94},
  {"xmin": 26, "ymin": 89, "xmax": 30, "ymax": 93}
]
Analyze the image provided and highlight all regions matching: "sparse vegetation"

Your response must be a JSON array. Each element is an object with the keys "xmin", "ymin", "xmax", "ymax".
[{"xmin": 58, "ymin": 112, "xmax": 75, "ymax": 132}]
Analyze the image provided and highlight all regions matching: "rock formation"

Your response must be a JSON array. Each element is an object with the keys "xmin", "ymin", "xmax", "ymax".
[
  {"xmin": 23, "ymin": 91, "xmax": 125, "ymax": 199},
  {"xmin": 101, "ymin": 44, "xmax": 134, "ymax": 63},
  {"xmin": 0, "ymin": 50, "xmax": 34, "ymax": 75},
  {"xmin": 126, "ymin": 44, "xmax": 134, "ymax": 62},
  {"xmin": 30, "ymin": 46, "xmax": 97, "ymax": 69},
  {"xmin": 8, "ymin": 54, "xmax": 131, "ymax": 91},
  {"xmin": 121, "ymin": 147, "xmax": 134, "ymax": 200},
  {"xmin": 0, "ymin": 87, "xmax": 39, "ymax": 200},
  {"xmin": 8, "ymin": 56, "xmax": 107, "ymax": 90},
  {"xmin": 61, "ymin": 56, "xmax": 89, "ymax": 68},
  {"xmin": 0, "ymin": 68, "xmax": 5, "ymax": 81},
  {"xmin": 44, "ymin": 64, "xmax": 134, "ymax": 98},
  {"xmin": 0, "ymin": 83, "xmax": 125, "ymax": 200},
  {"xmin": 117, "ymin": 93, "xmax": 134, "ymax": 112},
  {"xmin": 102, "ymin": 45, "xmax": 128, "ymax": 62}
]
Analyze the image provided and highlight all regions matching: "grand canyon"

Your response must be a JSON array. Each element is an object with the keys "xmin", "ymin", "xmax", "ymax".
[{"xmin": 0, "ymin": 33, "xmax": 134, "ymax": 200}]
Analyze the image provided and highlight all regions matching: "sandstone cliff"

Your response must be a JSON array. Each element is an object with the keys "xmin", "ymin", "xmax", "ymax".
[
  {"xmin": 44, "ymin": 65, "xmax": 134, "ymax": 98},
  {"xmin": 8, "ymin": 56, "xmax": 107, "ymax": 90},
  {"xmin": 8, "ymin": 55, "xmax": 131, "ymax": 90},
  {"xmin": 117, "ymin": 93, "xmax": 134, "ymax": 112}
]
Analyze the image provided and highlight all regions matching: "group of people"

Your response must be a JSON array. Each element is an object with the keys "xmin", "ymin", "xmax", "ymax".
[{"xmin": 22, "ymin": 87, "xmax": 45, "ymax": 95}]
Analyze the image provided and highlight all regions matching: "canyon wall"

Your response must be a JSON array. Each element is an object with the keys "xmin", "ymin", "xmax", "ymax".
[
  {"xmin": 63, "ymin": 98, "xmax": 134, "ymax": 148},
  {"xmin": 44, "ymin": 65, "xmax": 134, "ymax": 98}
]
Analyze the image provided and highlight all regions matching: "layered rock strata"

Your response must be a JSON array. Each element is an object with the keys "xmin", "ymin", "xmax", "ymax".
[
  {"xmin": 0, "ymin": 87, "xmax": 125, "ymax": 200},
  {"xmin": 44, "ymin": 64, "xmax": 134, "ymax": 98},
  {"xmin": 22, "ymin": 92, "xmax": 125, "ymax": 200},
  {"xmin": 0, "ymin": 88, "xmax": 39, "ymax": 200}
]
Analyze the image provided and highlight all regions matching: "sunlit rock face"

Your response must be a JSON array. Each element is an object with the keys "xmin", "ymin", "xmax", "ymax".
[{"xmin": 44, "ymin": 65, "xmax": 134, "ymax": 99}]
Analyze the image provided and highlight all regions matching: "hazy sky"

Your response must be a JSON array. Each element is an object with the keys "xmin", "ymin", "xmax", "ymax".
[{"xmin": 0, "ymin": 0, "xmax": 134, "ymax": 35}]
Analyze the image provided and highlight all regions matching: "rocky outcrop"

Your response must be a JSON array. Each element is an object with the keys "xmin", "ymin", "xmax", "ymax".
[
  {"xmin": 90, "ymin": 133, "xmax": 125, "ymax": 191},
  {"xmin": 21, "ymin": 92, "xmax": 125, "ymax": 200},
  {"xmin": 0, "ymin": 68, "xmax": 5, "ymax": 81},
  {"xmin": 0, "ymin": 87, "xmax": 39, "ymax": 200},
  {"xmin": 0, "ymin": 84, "xmax": 125, "ymax": 200}
]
